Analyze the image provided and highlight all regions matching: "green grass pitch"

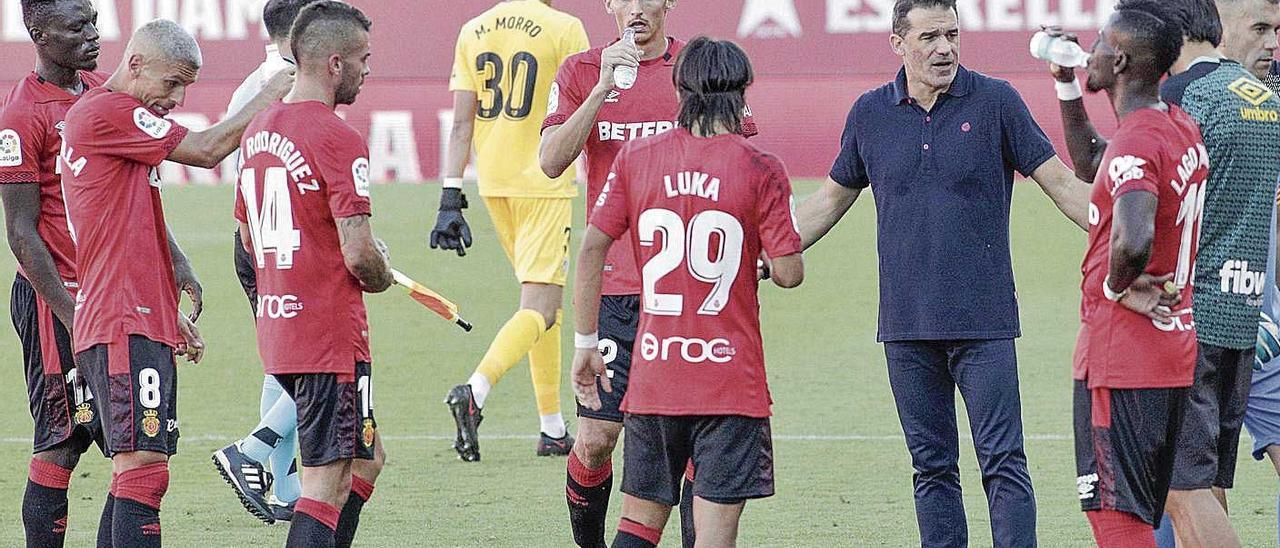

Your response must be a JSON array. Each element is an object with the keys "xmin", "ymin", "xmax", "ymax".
[{"xmin": 0, "ymin": 180, "xmax": 1274, "ymax": 546}]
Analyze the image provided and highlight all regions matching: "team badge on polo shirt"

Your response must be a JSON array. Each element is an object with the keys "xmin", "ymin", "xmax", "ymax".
[
  {"xmin": 141, "ymin": 409, "xmax": 161, "ymax": 437},
  {"xmin": 352, "ymin": 157, "xmax": 370, "ymax": 197},
  {"xmin": 133, "ymin": 107, "xmax": 172, "ymax": 139},
  {"xmin": 0, "ymin": 129, "xmax": 22, "ymax": 167}
]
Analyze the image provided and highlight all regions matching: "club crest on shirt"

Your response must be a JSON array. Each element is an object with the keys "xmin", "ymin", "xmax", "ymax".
[
  {"xmin": 133, "ymin": 107, "xmax": 172, "ymax": 139},
  {"xmin": 362, "ymin": 418, "xmax": 376, "ymax": 447},
  {"xmin": 352, "ymin": 157, "xmax": 370, "ymax": 197},
  {"xmin": 141, "ymin": 409, "xmax": 161, "ymax": 438},
  {"xmin": 0, "ymin": 129, "xmax": 22, "ymax": 167}
]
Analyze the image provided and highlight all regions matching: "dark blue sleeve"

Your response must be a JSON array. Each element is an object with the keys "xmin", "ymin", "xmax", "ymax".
[
  {"xmin": 998, "ymin": 82, "xmax": 1056, "ymax": 177},
  {"xmin": 828, "ymin": 102, "xmax": 869, "ymax": 189}
]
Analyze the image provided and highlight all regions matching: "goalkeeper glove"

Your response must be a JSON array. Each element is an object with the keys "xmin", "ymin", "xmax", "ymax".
[
  {"xmin": 430, "ymin": 188, "xmax": 473, "ymax": 256},
  {"xmin": 1257, "ymin": 311, "xmax": 1280, "ymax": 371}
]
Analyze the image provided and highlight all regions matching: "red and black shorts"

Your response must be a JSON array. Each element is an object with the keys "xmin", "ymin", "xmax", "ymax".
[
  {"xmin": 576, "ymin": 295, "xmax": 639, "ymax": 423},
  {"xmin": 76, "ymin": 335, "xmax": 180, "ymax": 457},
  {"xmin": 274, "ymin": 362, "xmax": 376, "ymax": 467},
  {"xmin": 10, "ymin": 274, "xmax": 105, "ymax": 455},
  {"xmin": 1074, "ymin": 380, "xmax": 1186, "ymax": 525},
  {"xmin": 621, "ymin": 413, "xmax": 774, "ymax": 506}
]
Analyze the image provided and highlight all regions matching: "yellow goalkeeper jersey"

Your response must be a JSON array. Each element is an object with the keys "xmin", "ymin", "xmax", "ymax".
[{"xmin": 450, "ymin": 0, "xmax": 588, "ymax": 198}]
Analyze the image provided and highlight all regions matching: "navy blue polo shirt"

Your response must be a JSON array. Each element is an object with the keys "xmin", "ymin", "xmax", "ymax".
[{"xmin": 830, "ymin": 66, "xmax": 1055, "ymax": 342}]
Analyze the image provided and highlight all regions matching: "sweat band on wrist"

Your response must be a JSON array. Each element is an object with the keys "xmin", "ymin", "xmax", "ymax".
[
  {"xmin": 443, "ymin": 177, "xmax": 464, "ymax": 190},
  {"xmin": 574, "ymin": 331, "xmax": 599, "ymax": 350},
  {"xmin": 1056, "ymin": 79, "xmax": 1083, "ymax": 101}
]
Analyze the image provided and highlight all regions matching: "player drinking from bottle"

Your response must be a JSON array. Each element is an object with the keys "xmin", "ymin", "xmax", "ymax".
[{"xmin": 572, "ymin": 36, "xmax": 802, "ymax": 548}]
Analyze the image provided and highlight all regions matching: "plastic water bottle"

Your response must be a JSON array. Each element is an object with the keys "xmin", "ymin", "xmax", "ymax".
[
  {"xmin": 614, "ymin": 28, "xmax": 638, "ymax": 90},
  {"xmin": 1029, "ymin": 31, "xmax": 1090, "ymax": 68}
]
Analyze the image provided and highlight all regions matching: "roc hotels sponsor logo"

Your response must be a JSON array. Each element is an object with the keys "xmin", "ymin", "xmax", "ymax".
[
  {"xmin": 639, "ymin": 332, "xmax": 736, "ymax": 364},
  {"xmin": 257, "ymin": 294, "xmax": 303, "ymax": 319},
  {"xmin": 1220, "ymin": 260, "xmax": 1265, "ymax": 296}
]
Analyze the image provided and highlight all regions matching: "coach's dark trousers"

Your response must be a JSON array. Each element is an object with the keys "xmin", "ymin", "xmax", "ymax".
[{"xmin": 884, "ymin": 339, "xmax": 1036, "ymax": 548}]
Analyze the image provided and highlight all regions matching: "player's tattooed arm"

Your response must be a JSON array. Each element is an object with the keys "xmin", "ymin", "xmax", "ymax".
[
  {"xmin": 337, "ymin": 214, "xmax": 393, "ymax": 293},
  {"xmin": 168, "ymin": 69, "xmax": 295, "ymax": 168},
  {"xmin": 1, "ymin": 184, "xmax": 76, "ymax": 330},
  {"xmin": 794, "ymin": 178, "xmax": 861, "ymax": 250},
  {"xmin": 166, "ymin": 224, "xmax": 202, "ymax": 323},
  {"xmin": 1030, "ymin": 158, "xmax": 1090, "ymax": 231}
]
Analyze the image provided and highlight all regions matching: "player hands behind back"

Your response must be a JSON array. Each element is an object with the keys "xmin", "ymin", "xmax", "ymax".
[
  {"xmin": 572, "ymin": 37, "xmax": 802, "ymax": 548},
  {"xmin": 437, "ymin": 0, "xmax": 589, "ymax": 463},
  {"xmin": 1068, "ymin": 4, "xmax": 1211, "ymax": 547},
  {"xmin": 60, "ymin": 18, "xmax": 293, "ymax": 547},
  {"xmin": 234, "ymin": 3, "xmax": 389, "ymax": 547},
  {"xmin": 0, "ymin": 1, "xmax": 106, "ymax": 545}
]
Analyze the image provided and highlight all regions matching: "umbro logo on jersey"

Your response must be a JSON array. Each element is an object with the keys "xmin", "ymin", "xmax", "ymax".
[
  {"xmin": 738, "ymin": 0, "xmax": 802, "ymax": 39},
  {"xmin": 1228, "ymin": 77, "xmax": 1274, "ymax": 106},
  {"xmin": 1106, "ymin": 155, "xmax": 1147, "ymax": 193},
  {"xmin": 605, "ymin": 90, "xmax": 621, "ymax": 103},
  {"xmin": 1076, "ymin": 473, "xmax": 1098, "ymax": 500}
]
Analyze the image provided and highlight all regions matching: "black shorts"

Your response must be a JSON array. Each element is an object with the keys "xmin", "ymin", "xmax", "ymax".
[
  {"xmin": 1170, "ymin": 343, "xmax": 1253, "ymax": 490},
  {"xmin": 1074, "ymin": 380, "xmax": 1186, "ymax": 525},
  {"xmin": 576, "ymin": 295, "xmax": 639, "ymax": 423},
  {"xmin": 233, "ymin": 230, "xmax": 258, "ymax": 315},
  {"xmin": 275, "ymin": 362, "xmax": 376, "ymax": 467},
  {"xmin": 10, "ymin": 275, "xmax": 105, "ymax": 455},
  {"xmin": 621, "ymin": 414, "xmax": 774, "ymax": 506},
  {"xmin": 77, "ymin": 335, "xmax": 180, "ymax": 457}
]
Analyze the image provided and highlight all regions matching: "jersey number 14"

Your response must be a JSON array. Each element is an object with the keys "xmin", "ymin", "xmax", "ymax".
[{"xmin": 240, "ymin": 167, "xmax": 302, "ymax": 270}]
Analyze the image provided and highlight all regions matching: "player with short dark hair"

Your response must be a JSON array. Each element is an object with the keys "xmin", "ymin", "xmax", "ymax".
[
  {"xmin": 211, "ymin": 0, "xmax": 312, "ymax": 526},
  {"xmin": 61, "ymin": 18, "xmax": 293, "ymax": 547},
  {"xmin": 540, "ymin": 1, "xmax": 757, "ymax": 545},
  {"xmin": 1, "ymin": 1, "xmax": 108, "ymax": 545},
  {"xmin": 572, "ymin": 35, "xmax": 802, "ymax": 548},
  {"xmin": 1049, "ymin": 0, "xmax": 1280, "ymax": 545},
  {"xmin": 233, "ymin": 3, "xmax": 388, "ymax": 547},
  {"xmin": 1069, "ymin": 4, "xmax": 1210, "ymax": 547}
]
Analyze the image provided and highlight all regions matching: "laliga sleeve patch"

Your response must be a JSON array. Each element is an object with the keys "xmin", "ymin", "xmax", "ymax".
[
  {"xmin": 0, "ymin": 129, "xmax": 23, "ymax": 167},
  {"xmin": 548, "ymin": 82, "xmax": 560, "ymax": 115},
  {"xmin": 352, "ymin": 157, "xmax": 371, "ymax": 197},
  {"xmin": 133, "ymin": 107, "xmax": 173, "ymax": 139}
]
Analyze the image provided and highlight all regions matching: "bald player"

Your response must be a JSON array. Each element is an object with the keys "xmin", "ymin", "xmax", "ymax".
[{"xmin": 61, "ymin": 19, "xmax": 293, "ymax": 546}]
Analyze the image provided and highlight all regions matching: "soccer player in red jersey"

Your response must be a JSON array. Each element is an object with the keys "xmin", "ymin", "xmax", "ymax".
[
  {"xmin": 1070, "ymin": 5, "xmax": 1210, "ymax": 547},
  {"xmin": 540, "ymin": 2, "xmax": 756, "ymax": 545},
  {"xmin": 572, "ymin": 37, "xmax": 802, "ymax": 548},
  {"xmin": 0, "ymin": 1, "xmax": 107, "ymax": 545},
  {"xmin": 233, "ymin": 3, "xmax": 389, "ymax": 547},
  {"xmin": 60, "ymin": 18, "xmax": 293, "ymax": 547}
]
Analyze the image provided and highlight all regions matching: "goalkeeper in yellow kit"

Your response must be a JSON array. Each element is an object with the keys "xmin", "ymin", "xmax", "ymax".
[{"xmin": 432, "ymin": 0, "xmax": 588, "ymax": 461}]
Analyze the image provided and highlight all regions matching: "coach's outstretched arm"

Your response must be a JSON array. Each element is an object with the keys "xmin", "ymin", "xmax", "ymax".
[
  {"xmin": 167, "ymin": 69, "xmax": 295, "ymax": 169},
  {"xmin": 1030, "ymin": 157, "xmax": 1091, "ymax": 230},
  {"xmin": 539, "ymin": 40, "xmax": 640, "ymax": 178},
  {"xmin": 337, "ymin": 214, "xmax": 393, "ymax": 293},
  {"xmin": 795, "ymin": 178, "xmax": 861, "ymax": 250}
]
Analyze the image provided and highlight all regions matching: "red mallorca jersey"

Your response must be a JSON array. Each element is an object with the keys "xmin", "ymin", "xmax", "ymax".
[
  {"xmin": 1073, "ymin": 105, "xmax": 1207, "ymax": 389},
  {"xmin": 235, "ymin": 101, "xmax": 373, "ymax": 376},
  {"xmin": 544, "ymin": 37, "xmax": 757, "ymax": 295},
  {"xmin": 61, "ymin": 87, "xmax": 189, "ymax": 353},
  {"xmin": 590, "ymin": 128, "xmax": 800, "ymax": 417},
  {"xmin": 0, "ymin": 71, "xmax": 108, "ymax": 284}
]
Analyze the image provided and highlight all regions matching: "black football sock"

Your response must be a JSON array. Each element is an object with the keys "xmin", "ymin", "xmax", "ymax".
[
  {"xmin": 288, "ymin": 498, "xmax": 339, "ymax": 548},
  {"xmin": 335, "ymin": 476, "xmax": 375, "ymax": 548},
  {"xmin": 96, "ymin": 493, "xmax": 114, "ymax": 548},
  {"xmin": 25, "ymin": 459, "xmax": 72, "ymax": 548},
  {"xmin": 612, "ymin": 518, "xmax": 661, "ymax": 548},
  {"xmin": 111, "ymin": 463, "xmax": 168, "ymax": 548},
  {"xmin": 567, "ymin": 452, "xmax": 613, "ymax": 547},
  {"xmin": 679, "ymin": 474, "xmax": 696, "ymax": 548}
]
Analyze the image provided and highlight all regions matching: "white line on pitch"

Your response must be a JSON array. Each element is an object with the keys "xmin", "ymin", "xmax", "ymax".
[{"xmin": 0, "ymin": 433, "xmax": 1073, "ymax": 444}]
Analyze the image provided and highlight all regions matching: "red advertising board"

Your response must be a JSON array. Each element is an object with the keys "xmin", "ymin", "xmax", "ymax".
[{"xmin": 0, "ymin": 0, "xmax": 1117, "ymax": 182}]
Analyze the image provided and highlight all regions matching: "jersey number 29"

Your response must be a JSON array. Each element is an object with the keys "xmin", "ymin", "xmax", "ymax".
[{"xmin": 639, "ymin": 208, "xmax": 744, "ymax": 317}]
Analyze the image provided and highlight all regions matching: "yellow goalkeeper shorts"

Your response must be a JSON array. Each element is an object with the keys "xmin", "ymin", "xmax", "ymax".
[{"xmin": 482, "ymin": 196, "xmax": 572, "ymax": 286}]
